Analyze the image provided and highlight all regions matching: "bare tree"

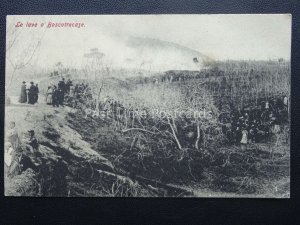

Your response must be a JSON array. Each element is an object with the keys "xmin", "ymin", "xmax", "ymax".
[
  {"xmin": 5, "ymin": 17, "xmax": 47, "ymax": 96},
  {"xmin": 82, "ymin": 48, "xmax": 108, "ymax": 111}
]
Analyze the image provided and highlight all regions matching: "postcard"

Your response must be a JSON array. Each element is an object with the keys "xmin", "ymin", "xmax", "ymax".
[{"xmin": 4, "ymin": 14, "xmax": 291, "ymax": 197}]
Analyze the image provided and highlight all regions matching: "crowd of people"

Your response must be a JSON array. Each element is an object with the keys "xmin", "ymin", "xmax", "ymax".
[
  {"xmin": 220, "ymin": 95, "xmax": 289, "ymax": 146},
  {"xmin": 18, "ymin": 78, "xmax": 74, "ymax": 107},
  {"xmin": 19, "ymin": 81, "xmax": 39, "ymax": 104},
  {"xmin": 60, "ymin": 81, "xmax": 95, "ymax": 109},
  {"xmin": 18, "ymin": 76, "xmax": 290, "ymax": 151},
  {"xmin": 45, "ymin": 78, "xmax": 73, "ymax": 107},
  {"xmin": 66, "ymin": 79, "xmax": 289, "ymax": 148}
]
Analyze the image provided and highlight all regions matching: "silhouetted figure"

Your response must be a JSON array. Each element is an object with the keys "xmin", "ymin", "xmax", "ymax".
[
  {"xmin": 58, "ymin": 78, "xmax": 66, "ymax": 106},
  {"xmin": 28, "ymin": 82, "xmax": 36, "ymax": 104},
  {"xmin": 52, "ymin": 86, "xmax": 59, "ymax": 107},
  {"xmin": 19, "ymin": 81, "xmax": 27, "ymax": 103},
  {"xmin": 26, "ymin": 130, "xmax": 39, "ymax": 152},
  {"xmin": 65, "ymin": 79, "xmax": 72, "ymax": 94},
  {"xmin": 58, "ymin": 78, "xmax": 66, "ymax": 93},
  {"xmin": 58, "ymin": 88, "xmax": 64, "ymax": 106},
  {"xmin": 34, "ymin": 84, "xmax": 39, "ymax": 103}
]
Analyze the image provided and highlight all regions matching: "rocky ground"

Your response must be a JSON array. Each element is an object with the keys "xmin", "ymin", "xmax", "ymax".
[
  {"xmin": 4, "ymin": 95, "xmax": 290, "ymax": 197},
  {"xmin": 5, "ymin": 97, "xmax": 155, "ymax": 196}
]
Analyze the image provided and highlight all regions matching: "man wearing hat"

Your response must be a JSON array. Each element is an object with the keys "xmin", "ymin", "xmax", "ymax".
[
  {"xmin": 58, "ymin": 78, "xmax": 66, "ymax": 106},
  {"xmin": 19, "ymin": 81, "xmax": 27, "ymax": 103},
  {"xmin": 58, "ymin": 77, "xmax": 66, "ymax": 92},
  {"xmin": 27, "ymin": 130, "xmax": 39, "ymax": 151},
  {"xmin": 52, "ymin": 85, "xmax": 60, "ymax": 107},
  {"xmin": 28, "ymin": 81, "xmax": 36, "ymax": 104},
  {"xmin": 34, "ymin": 83, "xmax": 39, "ymax": 103}
]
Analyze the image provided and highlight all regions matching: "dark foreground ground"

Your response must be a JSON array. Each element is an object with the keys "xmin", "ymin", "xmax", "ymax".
[{"xmin": 5, "ymin": 97, "xmax": 290, "ymax": 197}]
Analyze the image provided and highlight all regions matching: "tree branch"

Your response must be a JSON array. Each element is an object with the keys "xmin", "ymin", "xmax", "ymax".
[
  {"xmin": 167, "ymin": 117, "xmax": 182, "ymax": 150},
  {"xmin": 121, "ymin": 128, "xmax": 158, "ymax": 135}
]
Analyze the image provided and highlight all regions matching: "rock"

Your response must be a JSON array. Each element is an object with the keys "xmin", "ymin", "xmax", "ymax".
[{"xmin": 5, "ymin": 168, "xmax": 40, "ymax": 196}]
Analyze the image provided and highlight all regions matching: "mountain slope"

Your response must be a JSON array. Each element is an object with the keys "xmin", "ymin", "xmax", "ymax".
[{"xmin": 123, "ymin": 36, "xmax": 210, "ymax": 71}]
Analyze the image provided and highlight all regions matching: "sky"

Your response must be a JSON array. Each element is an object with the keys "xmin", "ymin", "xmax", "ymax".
[{"xmin": 6, "ymin": 14, "xmax": 291, "ymax": 71}]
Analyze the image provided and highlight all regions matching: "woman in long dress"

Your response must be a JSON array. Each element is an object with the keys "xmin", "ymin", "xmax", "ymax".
[
  {"xmin": 4, "ymin": 142, "xmax": 14, "ymax": 177},
  {"xmin": 6, "ymin": 121, "xmax": 20, "ymax": 151},
  {"xmin": 240, "ymin": 129, "xmax": 248, "ymax": 150},
  {"xmin": 46, "ymin": 86, "xmax": 53, "ymax": 105},
  {"xmin": 19, "ymin": 81, "xmax": 27, "ymax": 103},
  {"xmin": 5, "ymin": 122, "xmax": 21, "ymax": 177}
]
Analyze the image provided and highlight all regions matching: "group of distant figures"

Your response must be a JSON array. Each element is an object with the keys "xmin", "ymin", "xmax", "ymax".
[
  {"xmin": 17, "ymin": 76, "xmax": 289, "ymax": 153},
  {"xmin": 45, "ymin": 78, "xmax": 73, "ymax": 107},
  {"xmin": 219, "ymin": 95, "xmax": 289, "ymax": 148},
  {"xmin": 18, "ymin": 78, "xmax": 74, "ymax": 107},
  {"xmin": 64, "ymin": 79, "xmax": 290, "ymax": 149},
  {"xmin": 19, "ymin": 81, "xmax": 39, "ymax": 104},
  {"xmin": 63, "ymin": 81, "xmax": 93, "ymax": 109}
]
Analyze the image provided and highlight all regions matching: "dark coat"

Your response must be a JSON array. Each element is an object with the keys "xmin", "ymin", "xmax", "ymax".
[
  {"xmin": 58, "ymin": 81, "xmax": 66, "ymax": 92},
  {"xmin": 28, "ymin": 85, "xmax": 36, "ymax": 104},
  {"xmin": 19, "ymin": 84, "xmax": 27, "ymax": 103},
  {"xmin": 52, "ymin": 89, "xmax": 60, "ymax": 106},
  {"xmin": 34, "ymin": 86, "xmax": 39, "ymax": 103}
]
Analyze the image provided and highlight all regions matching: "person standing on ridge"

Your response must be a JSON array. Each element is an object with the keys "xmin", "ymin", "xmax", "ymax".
[
  {"xmin": 19, "ymin": 81, "xmax": 27, "ymax": 103},
  {"xmin": 28, "ymin": 82, "xmax": 36, "ymax": 104}
]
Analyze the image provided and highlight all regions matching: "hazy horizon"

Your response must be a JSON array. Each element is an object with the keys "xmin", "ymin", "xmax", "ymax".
[{"xmin": 6, "ymin": 14, "xmax": 291, "ymax": 72}]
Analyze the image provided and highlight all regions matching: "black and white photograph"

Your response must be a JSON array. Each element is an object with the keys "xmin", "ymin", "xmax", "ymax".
[{"xmin": 4, "ymin": 14, "xmax": 291, "ymax": 197}]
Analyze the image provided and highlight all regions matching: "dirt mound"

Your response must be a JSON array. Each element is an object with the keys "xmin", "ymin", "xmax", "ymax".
[{"xmin": 5, "ymin": 101, "xmax": 154, "ymax": 197}]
